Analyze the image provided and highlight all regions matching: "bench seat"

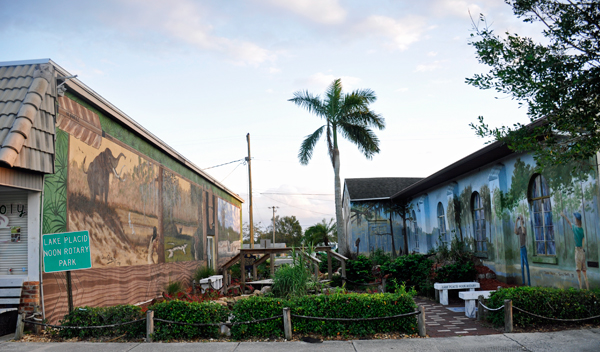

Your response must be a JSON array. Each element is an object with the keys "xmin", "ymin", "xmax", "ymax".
[
  {"xmin": 459, "ymin": 290, "xmax": 495, "ymax": 318},
  {"xmin": 433, "ymin": 282, "xmax": 480, "ymax": 305}
]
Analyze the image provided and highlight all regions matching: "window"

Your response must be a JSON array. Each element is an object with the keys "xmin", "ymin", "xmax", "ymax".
[
  {"xmin": 530, "ymin": 174, "xmax": 555, "ymax": 255},
  {"xmin": 472, "ymin": 192, "xmax": 487, "ymax": 253},
  {"xmin": 437, "ymin": 202, "xmax": 448, "ymax": 245},
  {"xmin": 411, "ymin": 210, "xmax": 419, "ymax": 250}
]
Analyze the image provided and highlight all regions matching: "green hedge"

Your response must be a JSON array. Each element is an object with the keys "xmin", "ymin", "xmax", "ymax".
[
  {"xmin": 346, "ymin": 255, "xmax": 374, "ymax": 285},
  {"xmin": 486, "ymin": 287, "xmax": 600, "ymax": 327},
  {"xmin": 230, "ymin": 292, "xmax": 418, "ymax": 339},
  {"xmin": 58, "ymin": 305, "xmax": 145, "ymax": 339},
  {"xmin": 230, "ymin": 296, "xmax": 288, "ymax": 339},
  {"xmin": 150, "ymin": 300, "xmax": 229, "ymax": 340}
]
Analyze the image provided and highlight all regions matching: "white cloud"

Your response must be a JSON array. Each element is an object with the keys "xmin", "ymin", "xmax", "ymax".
[
  {"xmin": 298, "ymin": 72, "xmax": 362, "ymax": 92},
  {"xmin": 427, "ymin": 51, "xmax": 438, "ymax": 57},
  {"xmin": 113, "ymin": 0, "xmax": 275, "ymax": 65},
  {"xmin": 395, "ymin": 87, "xmax": 409, "ymax": 93},
  {"xmin": 416, "ymin": 61, "xmax": 444, "ymax": 72},
  {"xmin": 432, "ymin": 0, "xmax": 483, "ymax": 18},
  {"xmin": 257, "ymin": 0, "xmax": 347, "ymax": 24},
  {"xmin": 269, "ymin": 67, "xmax": 282, "ymax": 74},
  {"xmin": 356, "ymin": 15, "xmax": 427, "ymax": 50},
  {"xmin": 266, "ymin": 89, "xmax": 274, "ymax": 93}
]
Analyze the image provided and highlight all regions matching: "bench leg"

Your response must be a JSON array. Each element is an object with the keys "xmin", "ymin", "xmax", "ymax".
[
  {"xmin": 435, "ymin": 289, "xmax": 439, "ymax": 303},
  {"xmin": 465, "ymin": 299, "xmax": 476, "ymax": 318},
  {"xmin": 440, "ymin": 289, "xmax": 449, "ymax": 305}
]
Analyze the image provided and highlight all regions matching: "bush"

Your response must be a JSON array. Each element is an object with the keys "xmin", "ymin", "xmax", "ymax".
[
  {"xmin": 230, "ymin": 291, "xmax": 418, "ymax": 339},
  {"xmin": 370, "ymin": 248, "xmax": 392, "ymax": 267},
  {"xmin": 433, "ymin": 260, "xmax": 476, "ymax": 283},
  {"xmin": 58, "ymin": 305, "xmax": 145, "ymax": 339},
  {"xmin": 381, "ymin": 254, "xmax": 433, "ymax": 295},
  {"xmin": 318, "ymin": 252, "xmax": 341, "ymax": 274},
  {"xmin": 150, "ymin": 299, "xmax": 229, "ymax": 340},
  {"xmin": 485, "ymin": 287, "xmax": 600, "ymax": 327},
  {"xmin": 165, "ymin": 280, "xmax": 184, "ymax": 296},
  {"xmin": 272, "ymin": 250, "xmax": 313, "ymax": 298},
  {"xmin": 230, "ymin": 296, "xmax": 288, "ymax": 339},
  {"xmin": 193, "ymin": 265, "xmax": 215, "ymax": 282},
  {"xmin": 229, "ymin": 263, "xmax": 241, "ymax": 279},
  {"xmin": 346, "ymin": 254, "xmax": 374, "ymax": 285}
]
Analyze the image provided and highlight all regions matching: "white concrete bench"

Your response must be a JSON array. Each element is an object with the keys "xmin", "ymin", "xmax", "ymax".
[
  {"xmin": 459, "ymin": 290, "xmax": 494, "ymax": 318},
  {"xmin": 434, "ymin": 282, "xmax": 480, "ymax": 305},
  {"xmin": 199, "ymin": 275, "xmax": 223, "ymax": 292}
]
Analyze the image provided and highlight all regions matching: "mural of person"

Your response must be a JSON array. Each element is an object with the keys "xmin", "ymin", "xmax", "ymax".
[
  {"xmin": 514, "ymin": 214, "xmax": 530, "ymax": 286},
  {"xmin": 560, "ymin": 212, "xmax": 589, "ymax": 290}
]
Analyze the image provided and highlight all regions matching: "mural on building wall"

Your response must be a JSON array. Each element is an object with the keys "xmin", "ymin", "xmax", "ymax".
[
  {"xmin": 349, "ymin": 201, "xmax": 403, "ymax": 256},
  {"xmin": 217, "ymin": 198, "xmax": 241, "ymax": 266},
  {"xmin": 402, "ymin": 155, "xmax": 598, "ymax": 289},
  {"xmin": 68, "ymin": 135, "xmax": 160, "ymax": 267}
]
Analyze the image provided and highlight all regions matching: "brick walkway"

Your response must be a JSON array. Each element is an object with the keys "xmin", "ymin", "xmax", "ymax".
[{"xmin": 414, "ymin": 297, "xmax": 500, "ymax": 338}]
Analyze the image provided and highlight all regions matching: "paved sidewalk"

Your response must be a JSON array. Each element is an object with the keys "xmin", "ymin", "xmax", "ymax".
[
  {"xmin": 0, "ymin": 329, "xmax": 598, "ymax": 351},
  {"xmin": 414, "ymin": 297, "xmax": 500, "ymax": 337}
]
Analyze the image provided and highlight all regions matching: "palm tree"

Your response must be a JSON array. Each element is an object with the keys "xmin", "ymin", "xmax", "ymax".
[
  {"xmin": 289, "ymin": 79, "xmax": 385, "ymax": 255},
  {"xmin": 303, "ymin": 218, "xmax": 337, "ymax": 247}
]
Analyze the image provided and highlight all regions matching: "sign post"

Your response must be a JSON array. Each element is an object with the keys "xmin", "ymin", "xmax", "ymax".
[{"xmin": 43, "ymin": 231, "xmax": 92, "ymax": 312}]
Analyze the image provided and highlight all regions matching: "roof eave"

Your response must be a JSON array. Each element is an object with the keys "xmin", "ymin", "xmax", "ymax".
[{"xmin": 47, "ymin": 60, "xmax": 244, "ymax": 203}]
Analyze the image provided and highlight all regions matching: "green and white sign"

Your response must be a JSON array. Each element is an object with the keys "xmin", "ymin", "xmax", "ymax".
[{"xmin": 43, "ymin": 231, "xmax": 92, "ymax": 273}]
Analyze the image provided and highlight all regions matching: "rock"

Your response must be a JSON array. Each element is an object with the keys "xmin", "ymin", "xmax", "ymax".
[
  {"xmin": 260, "ymin": 286, "xmax": 272, "ymax": 294},
  {"xmin": 252, "ymin": 290, "xmax": 261, "ymax": 296},
  {"xmin": 485, "ymin": 273, "xmax": 496, "ymax": 279}
]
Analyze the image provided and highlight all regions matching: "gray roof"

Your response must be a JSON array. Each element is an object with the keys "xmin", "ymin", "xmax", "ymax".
[
  {"xmin": 0, "ymin": 61, "xmax": 56, "ymax": 173},
  {"xmin": 345, "ymin": 177, "xmax": 423, "ymax": 201}
]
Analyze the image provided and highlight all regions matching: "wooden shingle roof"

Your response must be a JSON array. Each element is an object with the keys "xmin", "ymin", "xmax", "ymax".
[
  {"xmin": 0, "ymin": 61, "xmax": 56, "ymax": 174},
  {"xmin": 345, "ymin": 177, "xmax": 423, "ymax": 201}
]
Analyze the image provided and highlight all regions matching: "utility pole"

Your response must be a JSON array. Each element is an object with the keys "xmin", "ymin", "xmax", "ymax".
[
  {"xmin": 246, "ymin": 133, "xmax": 254, "ymax": 248},
  {"xmin": 268, "ymin": 206, "xmax": 279, "ymax": 244}
]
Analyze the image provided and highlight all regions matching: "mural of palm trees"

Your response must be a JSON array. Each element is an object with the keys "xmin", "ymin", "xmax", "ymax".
[{"xmin": 290, "ymin": 79, "xmax": 385, "ymax": 255}]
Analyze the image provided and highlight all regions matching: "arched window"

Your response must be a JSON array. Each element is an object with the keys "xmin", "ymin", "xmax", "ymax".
[
  {"xmin": 437, "ymin": 202, "xmax": 448, "ymax": 245},
  {"xmin": 472, "ymin": 192, "xmax": 487, "ymax": 253},
  {"xmin": 530, "ymin": 174, "xmax": 555, "ymax": 255},
  {"xmin": 411, "ymin": 210, "xmax": 419, "ymax": 251}
]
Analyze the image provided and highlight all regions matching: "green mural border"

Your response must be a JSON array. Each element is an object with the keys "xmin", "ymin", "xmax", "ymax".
[{"xmin": 65, "ymin": 92, "xmax": 242, "ymax": 207}]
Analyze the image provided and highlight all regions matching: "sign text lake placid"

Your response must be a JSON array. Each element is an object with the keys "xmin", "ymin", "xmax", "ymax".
[{"xmin": 43, "ymin": 231, "xmax": 92, "ymax": 273}]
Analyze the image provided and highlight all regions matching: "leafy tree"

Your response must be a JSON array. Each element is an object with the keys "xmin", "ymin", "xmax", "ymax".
[
  {"xmin": 468, "ymin": 0, "xmax": 600, "ymax": 171},
  {"xmin": 303, "ymin": 218, "xmax": 337, "ymax": 247},
  {"xmin": 263, "ymin": 215, "xmax": 304, "ymax": 247},
  {"xmin": 290, "ymin": 79, "xmax": 385, "ymax": 255},
  {"xmin": 242, "ymin": 221, "xmax": 268, "ymax": 243}
]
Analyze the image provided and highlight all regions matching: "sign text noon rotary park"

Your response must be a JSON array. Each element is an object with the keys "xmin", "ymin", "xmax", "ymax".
[{"xmin": 43, "ymin": 231, "xmax": 92, "ymax": 273}]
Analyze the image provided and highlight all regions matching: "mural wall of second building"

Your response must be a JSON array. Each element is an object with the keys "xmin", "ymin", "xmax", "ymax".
[{"xmin": 401, "ymin": 153, "xmax": 599, "ymax": 289}]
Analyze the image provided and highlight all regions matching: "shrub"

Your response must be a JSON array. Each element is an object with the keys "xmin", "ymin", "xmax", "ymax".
[
  {"xmin": 230, "ymin": 296, "xmax": 288, "ymax": 339},
  {"xmin": 272, "ymin": 250, "xmax": 313, "ymax": 298},
  {"xmin": 230, "ymin": 291, "xmax": 418, "ymax": 339},
  {"xmin": 193, "ymin": 265, "xmax": 215, "ymax": 282},
  {"xmin": 229, "ymin": 263, "xmax": 241, "ymax": 279},
  {"xmin": 370, "ymin": 248, "xmax": 392, "ymax": 267},
  {"xmin": 346, "ymin": 254, "xmax": 374, "ymax": 286},
  {"xmin": 58, "ymin": 305, "xmax": 145, "ymax": 339},
  {"xmin": 165, "ymin": 280, "xmax": 184, "ymax": 296},
  {"xmin": 381, "ymin": 254, "xmax": 433, "ymax": 295},
  {"xmin": 150, "ymin": 299, "xmax": 229, "ymax": 340},
  {"xmin": 318, "ymin": 252, "xmax": 341, "ymax": 274},
  {"xmin": 485, "ymin": 287, "xmax": 600, "ymax": 327},
  {"xmin": 433, "ymin": 260, "xmax": 476, "ymax": 283}
]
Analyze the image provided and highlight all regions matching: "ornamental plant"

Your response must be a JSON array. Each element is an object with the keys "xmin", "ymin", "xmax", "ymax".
[{"xmin": 150, "ymin": 299, "xmax": 228, "ymax": 340}]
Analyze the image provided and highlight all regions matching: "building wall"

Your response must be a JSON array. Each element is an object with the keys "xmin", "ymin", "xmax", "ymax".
[
  {"xmin": 346, "ymin": 200, "xmax": 405, "ymax": 256},
  {"xmin": 41, "ymin": 93, "xmax": 242, "ymax": 322},
  {"xmin": 401, "ymin": 153, "xmax": 599, "ymax": 289}
]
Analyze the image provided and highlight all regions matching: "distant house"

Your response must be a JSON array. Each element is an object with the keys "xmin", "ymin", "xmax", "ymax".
[
  {"xmin": 0, "ymin": 59, "xmax": 243, "ymax": 323},
  {"xmin": 347, "ymin": 139, "xmax": 600, "ymax": 289},
  {"xmin": 342, "ymin": 177, "xmax": 421, "ymax": 256}
]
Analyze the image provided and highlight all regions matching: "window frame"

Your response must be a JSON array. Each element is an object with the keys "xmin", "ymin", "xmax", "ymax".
[
  {"xmin": 529, "ymin": 174, "xmax": 556, "ymax": 256},
  {"xmin": 437, "ymin": 202, "xmax": 448, "ymax": 246},
  {"xmin": 472, "ymin": 192, "xmax": 487, "ymax": 255}
]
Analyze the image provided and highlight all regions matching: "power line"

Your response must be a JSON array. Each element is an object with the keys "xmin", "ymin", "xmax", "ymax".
[
  {"xmin": 202, "ymin": 158, "xmax": 249, "ymax": 171},
  {"xmin": 260, "ymin": 192, "xmax": 334, "ymax": 196},
  {"xmin": 261, "ymin": 194, "xmax": 334, "ymax": 216}
]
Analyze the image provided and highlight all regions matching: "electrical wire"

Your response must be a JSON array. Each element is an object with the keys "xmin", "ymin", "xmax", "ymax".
[
  {"xmin": 202, "ymin": 158, "xmax": 249, "ymax": 170},
  {"xmin": 261, "ymin": 194, "xmax": 334, "ymax": 216}
]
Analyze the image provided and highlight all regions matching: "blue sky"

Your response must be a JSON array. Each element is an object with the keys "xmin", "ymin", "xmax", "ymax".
[{"xmin": 0, "ymin": 0, "xmax": 545, "ymax": 230}]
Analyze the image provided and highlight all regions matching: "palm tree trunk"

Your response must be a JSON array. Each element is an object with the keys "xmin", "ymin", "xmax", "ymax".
[{"xmin": 333, "ymin": 148, "xmax": 347, "ymax": 256}]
